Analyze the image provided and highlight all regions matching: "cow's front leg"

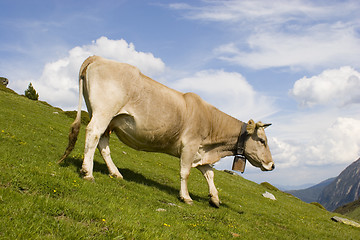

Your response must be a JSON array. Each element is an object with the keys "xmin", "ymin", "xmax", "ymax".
[
  {"xmin": 196, "ymin": 164, "xmax": 220, "ymax": 208},
  {"xmin": 179, "ymin": 165, "xmax": 192, "ymax": 204},
  {"xmin": 179, "ymin": 146, "xmax": 197, "ymax": 205},
  {"xmin": 97, "ymin": 132, "xmax": 123, "ymax": 179}
]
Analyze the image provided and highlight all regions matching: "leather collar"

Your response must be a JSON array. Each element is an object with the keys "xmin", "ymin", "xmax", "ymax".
[{"xmin": 234, "ymin": 122, "xmax": 248, "ymax": 159}]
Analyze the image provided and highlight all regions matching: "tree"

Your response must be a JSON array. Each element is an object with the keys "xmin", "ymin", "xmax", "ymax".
[{"xmin": 25, "ymin": 82, "xmax": 39, "ymax": 100}]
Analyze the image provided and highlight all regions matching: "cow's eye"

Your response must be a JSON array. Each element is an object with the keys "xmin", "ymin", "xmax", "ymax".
[{"xmin": 259, "ymin": 139, "xmax": 266, "ymax": 145}]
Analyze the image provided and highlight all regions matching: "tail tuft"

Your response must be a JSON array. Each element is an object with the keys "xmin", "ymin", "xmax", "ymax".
[{"xmin": 58, "ymin": 120, "xmax": 81, "ymax": 163}]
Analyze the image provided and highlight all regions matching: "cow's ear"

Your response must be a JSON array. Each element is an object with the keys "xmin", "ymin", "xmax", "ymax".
[{"xmin": 246, "ymin": 119, "xmax": 256, "ymax": 135}]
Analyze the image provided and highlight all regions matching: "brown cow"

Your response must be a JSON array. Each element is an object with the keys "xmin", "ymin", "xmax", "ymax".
[{"xmin": 59, "ymin": 56, "xmax": 274, "ymax": 207}]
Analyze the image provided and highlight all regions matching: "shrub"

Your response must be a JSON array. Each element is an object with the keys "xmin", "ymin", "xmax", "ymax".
[
  {"xmin": 25, "ymin": 82, "xmax": 39, "ymax": 100},
  {"xmin": 261, "ymin": 182, "xmax": 280, "ymax": 191},
  {"xmin": 65, "ymin": 110, "xmax": 90, "ymax": 125}
]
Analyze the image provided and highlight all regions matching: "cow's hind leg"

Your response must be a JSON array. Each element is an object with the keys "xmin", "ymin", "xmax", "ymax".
[
  {"xmin": 97, "ymin": 131, "xmax": 123, "ymax": 179},
  {"xmin": 81, "ymin": 115, "xmax": 113, "ymax": 180},
  {"xmin": 196, "ymin": 164, "xmax": 220, "ymax": 208}
]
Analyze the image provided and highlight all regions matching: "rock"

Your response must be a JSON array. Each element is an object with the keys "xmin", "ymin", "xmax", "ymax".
[
  {"xmin": 0, "ymin": 77, "xmax": 9, "ymax": 87},
  {"xmin": 331, "ymin": 216, "xmax": 360, "ymax": 228},
  {"xmin": 156, "ymin": 208, "xmax": 167, "ymax": 212},
  {"xmin": 262, "ymin": 191, "xmax": 276, "ymax": 200},
  {"xmin": 167, "ymin": 203, "xmax": 178, "ymax": 207}
]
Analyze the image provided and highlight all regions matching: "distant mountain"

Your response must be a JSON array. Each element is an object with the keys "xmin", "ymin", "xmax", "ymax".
[
  {"xmin": 318, "ymin": 158, "xmax": 360, "ymax": 211},
  {"xmin": 286, "ymin": 178, "xmax": 335, "ymax": 203},
  {"xmin": 276, "ymin": 183, "xmax": 315, "ymax": 191}
]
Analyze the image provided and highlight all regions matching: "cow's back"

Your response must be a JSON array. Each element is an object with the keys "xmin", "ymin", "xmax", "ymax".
[{"xmin": 84, "ymin": 56, "xmax": 188, "ymax": 156}]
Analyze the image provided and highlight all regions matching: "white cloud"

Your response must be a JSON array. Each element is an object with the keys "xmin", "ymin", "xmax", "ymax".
[
  {"xmin": 216, "ymin": 115, "xmax": 360, "ymax": 185},
  {"xmin": 290, "ymin": 66, "xmax": 360, "ymax": 107},
  {"xmin": 303, "ymin": 117, "xmax": 360, "ymax": 166},
  {"xmin": 170, "ymin": 69, "xmax": 277, "ymax": 120},
  {"xmin": 215, "ymin": 25, "xmax": 360, "ymax": 70},
  {"xmin": 171, "ymin": 1, "xmax": 360, "ymax": 70},
  {"xmin": 31, "ymin": 37, "xmax": 165, "ymax": 110},
  {"xmin": 270, "ymin": 137, "xmax": 300, "ymax": 168},
  {"xmin": 269, "ymin": 117, "xmax": 360, "ymax": 168},
  {"xmin": 170, "ymin": 0, "xmax": 333, "ymax": 24}
]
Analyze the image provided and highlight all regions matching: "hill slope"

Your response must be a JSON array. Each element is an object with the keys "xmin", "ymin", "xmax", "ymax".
[
  {"xmin": 1, "ymin": 87, "xmax": 360, "ymax": 239},
  {"xmin": 318, "ymin": 158, "xmax": 360, "ymax": 211}
]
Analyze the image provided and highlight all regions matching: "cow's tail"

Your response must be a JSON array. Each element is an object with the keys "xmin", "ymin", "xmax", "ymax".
[{"xmin": 58, "ymin": 57, "xmax": 94, "ymax": 163}]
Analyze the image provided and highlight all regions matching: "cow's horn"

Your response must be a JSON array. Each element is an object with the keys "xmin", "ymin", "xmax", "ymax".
[{"xmin": 256, "ymin": 122, "xmax": 272, "ymax": 129}]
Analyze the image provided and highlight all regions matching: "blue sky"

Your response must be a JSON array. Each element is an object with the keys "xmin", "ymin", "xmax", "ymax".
[{"xmin": 1, "ymin": 0, "xmax": 360, "ymax": 188}]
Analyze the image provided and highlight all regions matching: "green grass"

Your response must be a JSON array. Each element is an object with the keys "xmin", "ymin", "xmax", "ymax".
[
  {"xmin": 1, "ymin": 88, "xmax": 360, "ymax": 239},
  {"xmin": 348, "ymin": 207, "xmax": 360, "ymax": 222}
]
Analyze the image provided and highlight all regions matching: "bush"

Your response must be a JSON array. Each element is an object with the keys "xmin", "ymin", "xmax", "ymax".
[
  {"xmin": 25, "ymin": 82, "xmax": 39, "ymax": 100},
  {"xmin": 261, "ymin": 182, "xmax": 280, "ymax": 191},
  {"xmin": 65, "ymin": 110, "xmax": 90, "ymax": 125},
  {"xmin": 310, "ymin": 202, "xmax": 326, "ymax": 210}
]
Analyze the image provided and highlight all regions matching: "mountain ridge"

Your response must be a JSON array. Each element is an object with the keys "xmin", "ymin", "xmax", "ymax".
[
  {"xmin": 286, "ymin": 178, "xmax": 335, "ymax": 203},
  {"xmin": 318, "ymin": 158, "xmax": 360, "ymax": 211}
]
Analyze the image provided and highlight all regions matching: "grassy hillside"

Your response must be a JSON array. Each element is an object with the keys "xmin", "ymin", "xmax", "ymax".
[{"xmin": 1, "ymin": 87, "xmax": 360, "ymax": 239}]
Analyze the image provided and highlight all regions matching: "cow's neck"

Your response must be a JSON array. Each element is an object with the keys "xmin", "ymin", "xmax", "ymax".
[
  {"xmin": 205, "ymin": 108, "xmax": 245, "ymax": 158},
  {"xmin": 219, "ymin": 121, "xmax": 246, "ymax": 158}
]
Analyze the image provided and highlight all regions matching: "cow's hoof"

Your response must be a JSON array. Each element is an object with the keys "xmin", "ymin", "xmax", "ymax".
[
  {"xmin": 83, "ymin": 175, "xmax": 95, "ymax": 181},
  {"xmin": 184, "ymin": 199, "xmax": 194, "ymax": 205},
  {"xmin": 80, "ymin": 169, "xmax": 94, "ymax": 181},
  {"xmin": 179, "ymin": 197, "xmax": 193, "ymax": 205},
  {"xmin": 209, "ymin": 197, "xmax": 220, "ymax": 208}
]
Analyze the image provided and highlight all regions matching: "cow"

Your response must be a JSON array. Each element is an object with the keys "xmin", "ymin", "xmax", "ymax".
[{"xmin": 59, "ymin": 56, "xmax": 274, "ymax": 207}]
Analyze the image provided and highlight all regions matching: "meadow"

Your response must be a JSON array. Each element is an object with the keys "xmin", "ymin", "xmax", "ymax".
[{"xmin": 1, "ymin": 86, "xmax": 359, "ymax": 239}]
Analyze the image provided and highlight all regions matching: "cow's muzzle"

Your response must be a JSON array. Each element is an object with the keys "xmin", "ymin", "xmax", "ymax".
[{"xmin": 261, "ymin": 162, "xmax": 275, "ymax": 171}]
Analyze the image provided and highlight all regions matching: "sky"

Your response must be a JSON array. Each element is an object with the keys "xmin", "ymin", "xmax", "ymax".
[{"xmin": 1, "ymin": 0, "xmax": 360, "ymax": 188}]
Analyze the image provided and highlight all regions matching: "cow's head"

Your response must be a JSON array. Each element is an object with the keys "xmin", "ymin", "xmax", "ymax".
[{"xmin": 244, "ymin": 119, "xmax": 275, "ymax": 171}]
